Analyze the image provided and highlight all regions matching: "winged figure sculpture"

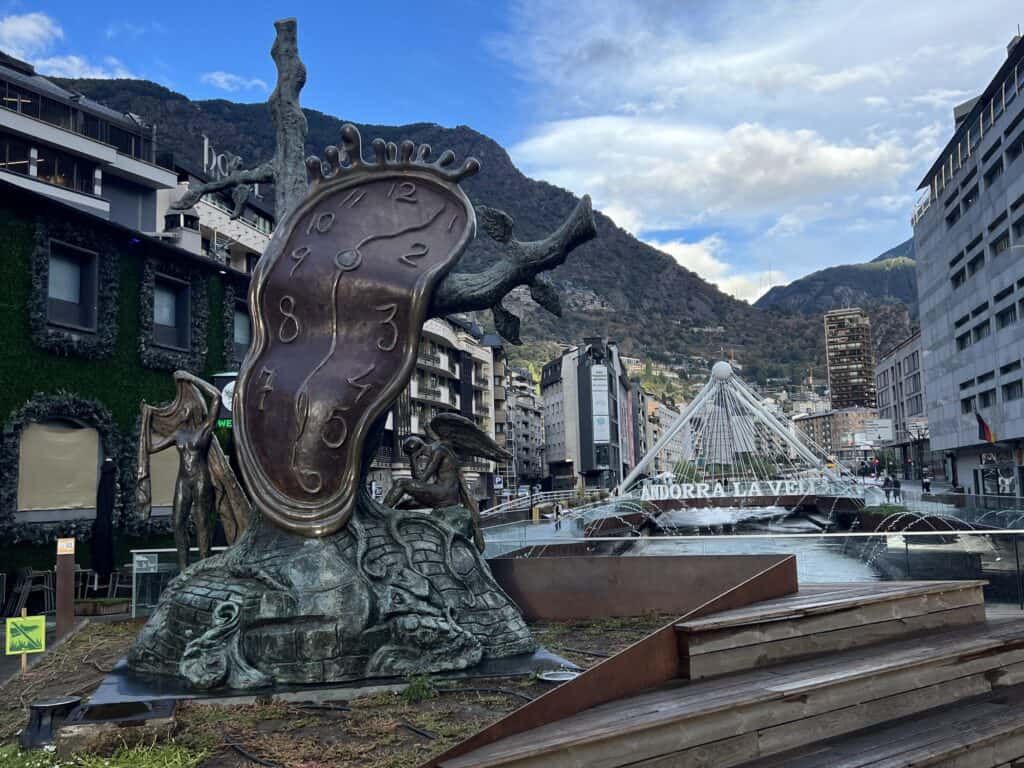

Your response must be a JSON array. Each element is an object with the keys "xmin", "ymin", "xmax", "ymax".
[
  {"xmin": 137, "ymin": 371, "xmax": 252, "ymax": 570},
  {"xmin": 383, "ymin": 413, "xmax": 510, "ymax": 551}
]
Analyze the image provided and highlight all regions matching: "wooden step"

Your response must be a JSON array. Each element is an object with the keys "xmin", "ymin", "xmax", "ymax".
[
  {"xmin": 733, "ymin": 683, "xmax": 1024, "ymax": 767},
  {"xmin": 678, "ymin": 581, "xmax": 987, "ymax": 679},
  {"xmin": 440, "ymin": 618, "xmax": 1024, "ymax": 768}
]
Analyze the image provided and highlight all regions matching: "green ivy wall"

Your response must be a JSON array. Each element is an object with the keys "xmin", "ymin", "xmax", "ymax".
[{"xmin": 0, "ymin": 189, "xmax": 246, "ymax": 577}]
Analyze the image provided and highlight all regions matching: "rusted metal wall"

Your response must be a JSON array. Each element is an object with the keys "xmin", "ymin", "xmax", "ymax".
[{"xmin": 490, "ymin": 553, "xmax": 796, "ymax": 620}]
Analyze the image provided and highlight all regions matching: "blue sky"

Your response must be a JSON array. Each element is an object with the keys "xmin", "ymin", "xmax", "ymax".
[{"xmin": 3, "ymin": 1, "xmax": 1022, "ymax": 301}]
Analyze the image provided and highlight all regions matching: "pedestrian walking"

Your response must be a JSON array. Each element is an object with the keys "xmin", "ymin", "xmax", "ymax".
[
  {"xmin": 893, "ymin": 477, "xmax": 902, "ymax": 503},
  {"xmin": 922, "ymin": 472, "xmax": 932, "ymax": 494},
  {"xmin": 883, "ymin": 476, "xmax": 893, "ymax": 503}
]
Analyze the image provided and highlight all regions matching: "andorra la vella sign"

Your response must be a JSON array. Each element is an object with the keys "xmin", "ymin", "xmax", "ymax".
[{"xmin": 639, "ymin": 478, "xmax": 857, "ymax": 502}]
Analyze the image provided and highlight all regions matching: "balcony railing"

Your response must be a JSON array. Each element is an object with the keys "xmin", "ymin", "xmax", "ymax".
[
  {"xmin": 373, "ymin": 446, "xmax": 394, "ymax": 467},
  {"xmin": 418, "ymin": 352, "xmax": 441, "ymax": 366},
  {"xmin": 914, "ymin": 61, "xmax": 1023, "ymax": 225}
]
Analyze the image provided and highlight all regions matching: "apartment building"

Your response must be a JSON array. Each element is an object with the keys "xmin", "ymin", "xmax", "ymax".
[
  {"xmin": 542, "ymin": 338, "xmax": 639, "ymax": 490},
  {"xmin": 368, "ymin": 316, "xmax": 499, "ymax": 504},
  {"xmin": 875, "ymin": 331, "xmax": 930, "ymax": 477},
  {"xmin": 793, "ymin": 406, "xmax": 879, "ymax": 467},
  {"xmin": 913, "ymin": 34, "xmax": 1024, "ymax": 496},
  {"xmin": 643, "ymin": 394, "xmax": 685, "ymax": 476},
  {"xmin": 159, "ymin": 150, "xmax": 274, "ymax": 274},
  {"xmin": 824, "ymin": 308, "xmax": 877, "ymax": 409},
  {"xmin": 505, "ymin": 367, "xmax": 545, "ymax": 485},
  {"xmin": 0, "ymin": 51, "xmax": 177, "ymax": 227}
]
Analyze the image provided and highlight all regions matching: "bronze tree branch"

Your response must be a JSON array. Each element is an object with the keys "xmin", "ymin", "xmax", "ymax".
[{"xmin": 429, "ymin": 194, "xmax": 597, "ymax": 342}]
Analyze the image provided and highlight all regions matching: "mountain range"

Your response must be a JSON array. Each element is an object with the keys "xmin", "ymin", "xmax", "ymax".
[
  {"xmin": 60, "ymin": 78, "xmax": 918, "ymax": 382},
  {"xmin": 755, "ymin": 238, "xmax": 918, "ymax": 320}
]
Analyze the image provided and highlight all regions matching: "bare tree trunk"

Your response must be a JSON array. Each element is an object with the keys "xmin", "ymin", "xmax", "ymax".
[
  {"xmin": 171, "ymin": 18, "xmax": 308, "ymax": 221},
  {"xmin": 267, "ymin": 18, "xmax": 309, "ymax": 222}
]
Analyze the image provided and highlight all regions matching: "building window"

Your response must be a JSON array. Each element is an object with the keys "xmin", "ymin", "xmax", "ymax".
[
  {"xmin": 164, "ymin": 212, "xmax": 199, "ymax": 232},
  {"xmin": 1010, "ymin": 132, "xmax": 1024, "ymax": 163},
  {"xmin": 962, "ymin": 184, "xmax": 979, "ymax": 212},
  {"xmin": 984, "ymin": 158, "xmax": 1005, "ymax": 187},
  {"xmin": 972, "ymin": 320, "xmax": 991, "ymax": 343},
  {"xmin": 1000, "ymin": 360, "xmax": 1022, "ymax": 375},
  {"xmin": 46, "ymin": 241, "xmax": 97, "ymax": 331},
  {"xmin": 977, "ymin": 370, "xmax": 995, "ymax": 385},
  {"xmin": 978, "ymin": 388, "xmax": 997, "ymax": 409},
  {"xmin": 39, "ymin": 96, "xmax": 72, "ymax": 130},
  {"xmin": 1004, "ymin": 380, "xmax": 1024, "ymax": 402},
  {"xmin": 957, "ymin": 331, "xmax": 972, "ymax": 351},
  {"xmin": 997, "ymin": 304, "xmax": 1018, "ymax": 329},
  {"xmin": 153, "ymin": 275, "xmax": 190, "ymax": 349},
  {"xmin": 0, "ymin": 134, "xmax": 30, "ymax": 177},
  {"xmin": 233, "ymin": 303, "xmax": 251, "ymax": 361},
  {"xmin": 952, "ymin": 269, "xmax": 967, "ymax": 289},
  {"xmin": 991, "ymin": 231, "xmax": 1011, "ymax": 257},
  {"xmin": 961, "ymin": 396, "xmax": 976, "ymax": 414},
  {"xmin": 17, "ymin": 419, "xmax": 100, "ymax": 513},
  {"xmin": 2, "ymin": 82, "xmax": 38, "ymax": 117},
  {"xmin": 967, "ymin": 252, "xmax": 985, "ymax": 276}
]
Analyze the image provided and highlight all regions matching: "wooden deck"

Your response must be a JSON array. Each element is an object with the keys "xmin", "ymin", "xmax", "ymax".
[{"xmin": 441, "ymin": 581, "xmax": 1024, "ymax": 768}]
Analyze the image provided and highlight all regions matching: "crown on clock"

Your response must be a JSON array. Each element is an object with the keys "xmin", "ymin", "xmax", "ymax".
[{"xmin": 306, "ymin": 123, "xmax": 480, "ymax": 185}]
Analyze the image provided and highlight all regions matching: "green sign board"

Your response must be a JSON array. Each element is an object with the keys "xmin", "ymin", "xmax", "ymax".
[
  {"xmin": 217, "ymin": 418, "xmax": 233, "ymax": 429},
  {"xmin": 5, "ymin": 615, "xmax": 46, "ymax": 655}
]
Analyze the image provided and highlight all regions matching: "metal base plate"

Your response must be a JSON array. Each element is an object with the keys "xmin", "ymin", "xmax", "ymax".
[{"xmin": 87, "ymin": 647, "xmax": 578, "ymax": 707}]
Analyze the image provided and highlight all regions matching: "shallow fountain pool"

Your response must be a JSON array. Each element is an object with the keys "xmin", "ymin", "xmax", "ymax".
[{"xmin": 625, "ymin": 535, "xmax": 881, "ymax": 583}]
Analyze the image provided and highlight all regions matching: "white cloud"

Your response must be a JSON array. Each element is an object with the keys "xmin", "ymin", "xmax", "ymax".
[
  {"xmin": 105, "ymin": 22, "xmax": 146, "ymax": 40},
  {"xmin": 35, "ymin": 55, "xmax": 135, "ymax": 79},
  {"xmin": 646, "ymin": 235, "xmax": 787, "ymax": 303},
  {"xmin": 495, "ymin": 0, "xmax": 1020, "ymax": 281},
  {"xmin": 765, "ymin": 204, "xmax": 834, "ymax": 238},
  {"xmin": 866, "ymin": 194, "xmax": 913, "ymax": 213},
  {"xmin": 0, "ymin": 12, "xmax": 62, "ymax": 59},
  {"xmin": 911, "ymin": 88, "xmax": 973, "ymax": 110},
  {"xmin": 514, "ymin": 116, "xmax": 907, "ymax": 233},
  {"xmin": 0, "ymin": 12, "xmax": 136, "ymax": 79},
  {"xmin": 200, "ymin": 71, "xmax": 268, "ymax": 92}
]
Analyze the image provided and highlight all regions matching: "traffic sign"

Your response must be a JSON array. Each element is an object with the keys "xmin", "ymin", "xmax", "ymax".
[{"xmin": 5, "ymin": 615, "xmax": 45, "ymax": 655}]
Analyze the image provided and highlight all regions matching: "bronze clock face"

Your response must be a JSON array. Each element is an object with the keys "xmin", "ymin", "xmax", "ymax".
[{"xmin": 234, "ymin": 171, "xmax": 475, "ymax": 536}]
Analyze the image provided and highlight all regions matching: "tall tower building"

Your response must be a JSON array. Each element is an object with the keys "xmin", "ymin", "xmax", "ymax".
[{"xmin": 824, "ymin": 308, "xmax": 877, "ymax": 409}]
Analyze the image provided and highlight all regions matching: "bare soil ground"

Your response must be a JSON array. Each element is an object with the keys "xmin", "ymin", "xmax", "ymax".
[{"xmin": 1, "ymin": 613, "xmax": 675, "ymax": 768}]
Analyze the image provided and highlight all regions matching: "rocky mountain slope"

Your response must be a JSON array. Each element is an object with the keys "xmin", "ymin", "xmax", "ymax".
[
  {"xmin": 61, "ymin": 78, "xmax": 903, "ymax": 381},
  {"xmin": 755, "ymin": 238, "xmax": 917, "ymax": 319}
]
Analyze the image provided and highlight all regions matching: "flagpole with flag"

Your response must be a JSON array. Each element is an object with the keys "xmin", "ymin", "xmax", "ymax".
[{"xmin": 976, "ymin": 412, "xmax": 997, "ymax": 444}]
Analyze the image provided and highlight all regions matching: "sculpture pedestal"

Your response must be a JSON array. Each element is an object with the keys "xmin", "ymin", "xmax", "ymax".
[{"xmin": 128, "ymin": 495, "xmax": 535, "ymax": 690}]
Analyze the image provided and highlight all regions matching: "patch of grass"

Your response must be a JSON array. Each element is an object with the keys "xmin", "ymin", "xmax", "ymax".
[
  {"xmin": 861, "ymin": 504, "xmax": 909, "ymax": 515},
  {"xmin": 0, "ymin": 742, "xmax": 206, "ymax": 768},
  {"xmin": 0, "ymin": 744, "xmax": 58, "ymax": 768},
  {"xmin": 75, "ymin": 741, "xmax": 207, "ymax": 768},
  {"xmin": 401, "ymin": 674, "xmax": 436, "ymax": 705}
]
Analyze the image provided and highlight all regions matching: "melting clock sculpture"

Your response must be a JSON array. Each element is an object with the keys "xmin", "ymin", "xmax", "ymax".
[{"xmin": 127, "ymin": 125, "xmax": 596, "ymax": 689}]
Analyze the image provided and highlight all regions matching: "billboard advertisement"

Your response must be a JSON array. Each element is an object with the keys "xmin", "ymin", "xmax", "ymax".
[{"xmin": 591, "ymin": 365, "xmax": 610, "ymax": 443}]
